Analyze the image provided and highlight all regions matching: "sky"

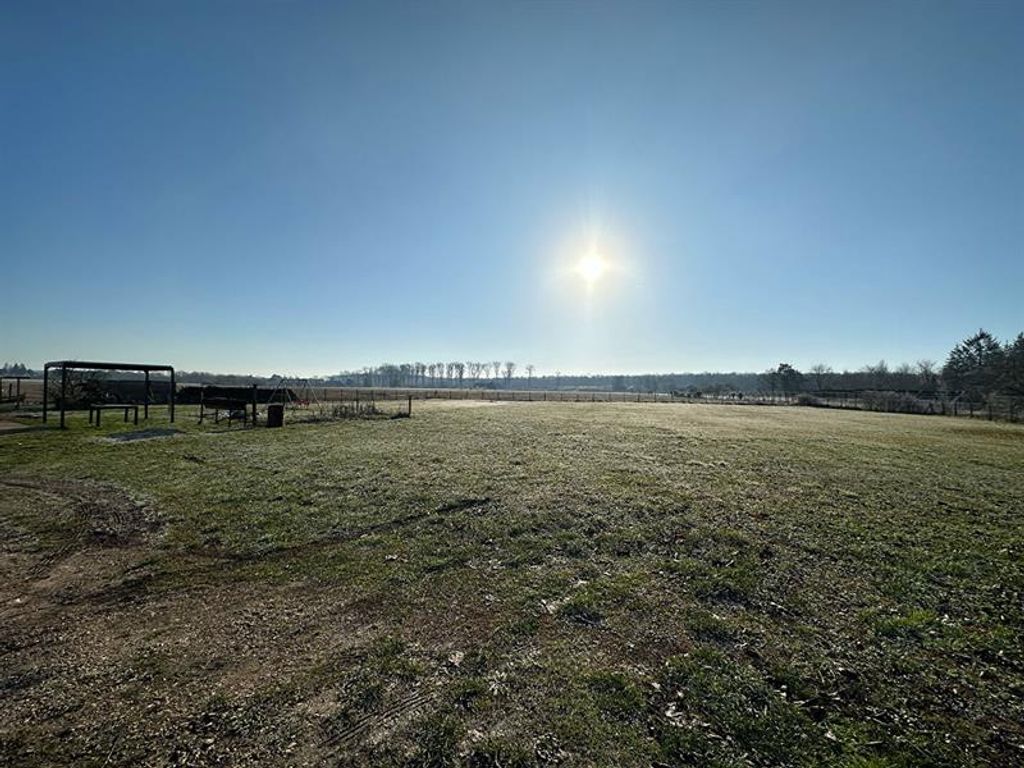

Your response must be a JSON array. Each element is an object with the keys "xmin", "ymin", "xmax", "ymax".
[{"xmin": 2, "ymin": 0, "xmax": 1022, "ymax": 376}]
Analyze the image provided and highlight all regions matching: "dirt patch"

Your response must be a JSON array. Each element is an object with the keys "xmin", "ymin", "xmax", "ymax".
[
  {"xmin": 0, "ymin": 420, "xmax": 39, "ymax": 435},
  {"xmin": 0, "ymin": 479, "xmax": 490, "ymax": 767},
  {"xmin": 419, "ymin": 399, "xmax": 510, "ymax": 409},
  {"xmin": 99, "ymin": 427, "xmax": 183, "ymax": 443},
  {"xmin": 0, "ymin": 478, "xmax": 164, "ymax": 621},
  {"xmin": 0, "ymin": 477, "xmax": 161, "ymax": 550}
]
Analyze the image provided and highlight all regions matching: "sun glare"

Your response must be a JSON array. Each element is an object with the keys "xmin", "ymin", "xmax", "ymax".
[{"xmin": 576, "ymin": 252, "xmax": 609, "ymax": 287}]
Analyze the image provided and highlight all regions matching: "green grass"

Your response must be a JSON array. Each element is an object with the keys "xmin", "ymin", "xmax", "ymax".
[{"xmin": 1, "ymin": 401, "xmax": 1022, "ymax": 766}]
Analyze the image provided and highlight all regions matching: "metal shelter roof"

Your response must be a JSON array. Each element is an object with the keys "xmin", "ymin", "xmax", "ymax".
[{"xmin": 44, "ymin": 361, "xmax": 175, "ymax": 373}]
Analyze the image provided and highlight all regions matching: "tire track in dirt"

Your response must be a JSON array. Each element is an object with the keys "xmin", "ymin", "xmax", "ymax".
[
  {"xmin": 0, "ymin": 478, "xmax": 158, "ymax": 546},
  {"xmin": 0, "ymin": 480, "xmax": 89, "ymax": 585},
  {"xmin": 0, "ymin": 477, "xmax": 162, "ymax": 617},
  {"xmin": 38, "ymin": 496, "xmax": 494, "ymax": 610},
  {"xmin": 321, "ymin": 685, "xmax": 440, "ymax": 750},
  {"xmin": 318, "ymin": 638, "xmax": 536, "ymax": 756},
  {"xmin": 194, "ymin": 496, "xmax": 493, "ymax": 564}
]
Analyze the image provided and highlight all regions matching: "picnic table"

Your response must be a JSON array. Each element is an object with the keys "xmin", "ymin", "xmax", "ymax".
[{"xmin": 89, "ymin": 403, "xmax": 139, "ymax": 427}]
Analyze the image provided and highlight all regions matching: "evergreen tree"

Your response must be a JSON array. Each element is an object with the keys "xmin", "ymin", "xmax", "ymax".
[
  {"xmin": 1002, "ymin": 333, "xmax": 1024, "ymax": 397},
  {"xmin": 942, "ymin": 329, "xmax": 1004, "ymax": 401}
]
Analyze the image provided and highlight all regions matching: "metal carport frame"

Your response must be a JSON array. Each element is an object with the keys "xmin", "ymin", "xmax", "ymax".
[{"xmin": 42, "ymin": 360, "xmax": 176, "ymax": 429}]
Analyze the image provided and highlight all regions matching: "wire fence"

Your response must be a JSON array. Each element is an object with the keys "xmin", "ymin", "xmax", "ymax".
[
  {"xmin": 799, "ymin": 391, "xmax": 1023, "ymax": 423},
  {"xmin": 4, "ymin": 379, "xmax": 1022, "ymax": 424},
  {"xmin": 315, "ymin": 386, "xmax": 679, "ymax": 404},
  {"xmin": 312, "ymin": 386, "xmax": 1023, "ymax": 423}
]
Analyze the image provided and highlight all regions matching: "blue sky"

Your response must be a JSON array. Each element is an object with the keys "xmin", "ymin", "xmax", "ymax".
[{"xmin": 2, "ymin": 1, "xmax": 1021, "ymax": 376}]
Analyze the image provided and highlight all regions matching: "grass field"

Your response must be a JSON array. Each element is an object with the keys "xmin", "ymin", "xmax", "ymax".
[{"xmin": 1, "ymin": 402, "xmax": 1022, "ymax": 767}]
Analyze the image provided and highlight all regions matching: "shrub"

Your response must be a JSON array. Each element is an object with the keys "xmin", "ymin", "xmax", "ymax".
[
  {"xmin": 860, "ymin": 390, "xmax": 931, "ymax": 414},
  {"xmin": 796, "ymin": 393, "xmax": 824, "ymax": 407},
  {"xmin": 46, "ymin": 370, "xmax": 107, "ymax": 409}
]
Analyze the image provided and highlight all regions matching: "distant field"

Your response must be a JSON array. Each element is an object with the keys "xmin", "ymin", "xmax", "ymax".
[
  {"xmin": 0, "ymin": 377, "xmax": 43, "ymax": 403},
  {"xmin": 8, "ymin": 379, "xmax": 1021, "ymax": 426},
  {"xmin": 1, "ymin": 402, "xmax": 1022, "ymax": 766}
]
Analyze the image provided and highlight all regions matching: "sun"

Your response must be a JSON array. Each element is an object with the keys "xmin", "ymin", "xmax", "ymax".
[{"xmin": 575, "ymin": 252, "xmax": 609, "ymax": 287}]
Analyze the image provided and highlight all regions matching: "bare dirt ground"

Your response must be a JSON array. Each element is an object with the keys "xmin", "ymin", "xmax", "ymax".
[{"xmin": 0, "ymin": 477, "xmax": 488, "ymax": 766}]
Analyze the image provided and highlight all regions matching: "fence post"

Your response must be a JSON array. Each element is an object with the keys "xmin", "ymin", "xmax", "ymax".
[{"xmin": 60, "ymin": 364, "xmax": 67, "ymax": 429}]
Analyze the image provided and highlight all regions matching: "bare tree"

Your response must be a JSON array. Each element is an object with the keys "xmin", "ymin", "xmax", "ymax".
[
  {"xmin": 525, "ymin": 364, "xmax": 535, "ymax": 389},
  {"xmin": 47, "ymin": 369, "xmax": 107, "ymax": 409},
  {"xmin": 916, "ymin": 360, "xmax": 938, "ymax": 393},
  {"xmin": 492, "ymin": 361, "xmax": 501, "ymax": 386},
  {"xmin": 503, "ymin": 361, "xmax": 516, "ymax": 389},
  {"xmin": 809, "ymin": 363, "xmax": 832, "ymax": 391},
  {"xmin": 894, "ymin": 362, "xmax": 916, "ymax": 391},
  {"xmin": 863, "ymin": 360, "xmax": 890, "ymax": 390},
  {"xmin": 379, "ymin": 363, "xmax": 401, "ymax": 387}
]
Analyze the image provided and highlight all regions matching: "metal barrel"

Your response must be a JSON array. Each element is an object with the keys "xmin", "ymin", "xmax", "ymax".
[{"xmin": 266, "ymin": 403, "xmax": 284, "ymax": 428}]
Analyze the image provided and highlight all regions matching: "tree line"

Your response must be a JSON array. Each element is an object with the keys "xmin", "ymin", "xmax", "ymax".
[
  {"xmin": 0, "ymin": 362, "xmax": 31, "ymax": 376},
  {"xmin": 334, "ymin": 361, "xmax": 529, "ymax": 389},
  {"xmin": 759, "ymin": 330, "xmax": 1023, "ymax": 404},
  {"xmin": 6, "ymin": 329, "xmax": 1022, "ymax": 403},
  {"xmin": 328, "ymin": 329, "xmax": 1023, "ymax": 403}
]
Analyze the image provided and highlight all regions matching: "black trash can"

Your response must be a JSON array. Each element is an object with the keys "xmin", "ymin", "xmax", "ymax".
[{"xmin": 266, "ymin": 403, "xmax": 284, "ymax": 428}]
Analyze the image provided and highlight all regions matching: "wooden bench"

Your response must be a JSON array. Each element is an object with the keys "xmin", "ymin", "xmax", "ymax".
[
  {"xmin": 199, "ymin": 396, "xmax": 249, "ymax": 426},
  {"xmin": 89, "ymin": 403, "xmax": 139, "ymax": 427}
]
